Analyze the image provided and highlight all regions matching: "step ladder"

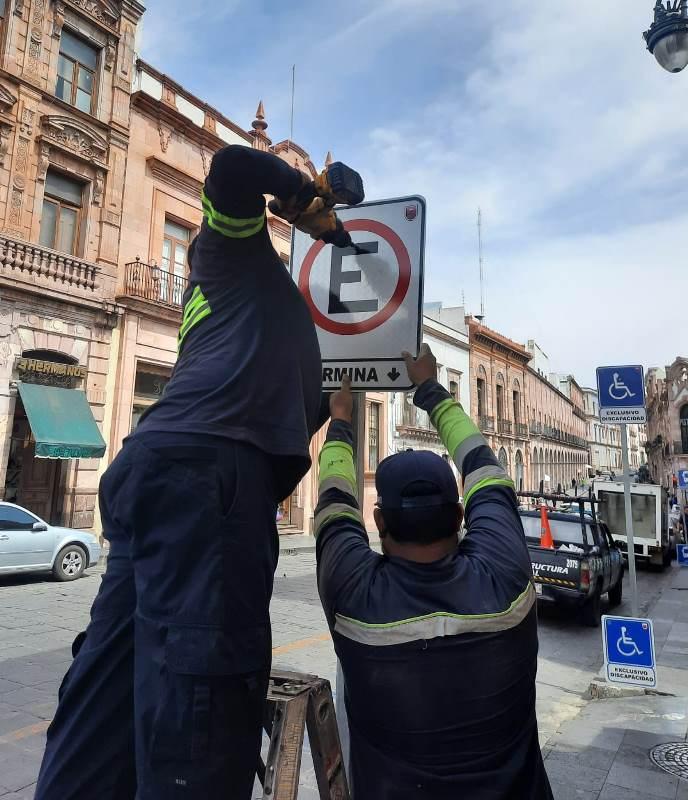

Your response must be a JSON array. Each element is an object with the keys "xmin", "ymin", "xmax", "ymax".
[{"xmin": 257, "ymin": 669, "xmax": 350, "ymax": 800}]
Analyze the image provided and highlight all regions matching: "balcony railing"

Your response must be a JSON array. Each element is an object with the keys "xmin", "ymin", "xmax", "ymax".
[
  {"xmin": 498, "ymin": 418, "xmax": 512, "ymax": 435},
  {"xmin": 530, "ymin": 421, "xmax": 543, "ymax": 435},
  {"xmin": 516, "ymin": 422, "xmax": 529, "ymax": 438},
  {"xmin": 0, "ymin": 234, "xmax": 98, "ymax": 293},
  {"xmin": 674, "ymin": 441, "xmax": 688, "ymax": 456},
  {"xmin": 122, "ymin": 258, "xmax": 188, "ymax": 308},
  {"xmin": 479, "ymin": 414, "xmax": 495, "ymax": 433}
]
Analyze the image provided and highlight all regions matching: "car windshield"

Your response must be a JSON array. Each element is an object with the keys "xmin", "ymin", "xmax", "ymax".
[{"xmin": 520, "ymin": 514, "xmax": 587, "ymax": 547}]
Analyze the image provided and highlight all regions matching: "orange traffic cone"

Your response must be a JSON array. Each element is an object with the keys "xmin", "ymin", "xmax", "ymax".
[{"xmin": 540, "ymin": 505, "xmax": 554, "ymax": 549}]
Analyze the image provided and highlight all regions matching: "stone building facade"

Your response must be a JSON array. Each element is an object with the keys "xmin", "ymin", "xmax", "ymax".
[
  {"xmin": 467, "ymin": 318, "xmax": 531, "ymax": 490},
  {"xmin": 0, "ymin": 0, "xmax": 143, "ymax": 528},
  {"xmin": 646, "ymin": 358, "xmax": 688, "ymax": 489},
  {"xmin": 526, "ymin": 365, "xmax": 589, "ymax": 492},
  {"xmin": 582, "ymin": 387, "xmax": 622, "ymax": 476}
]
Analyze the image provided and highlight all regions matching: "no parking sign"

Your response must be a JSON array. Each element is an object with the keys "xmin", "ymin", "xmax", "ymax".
[{"xmin": 291, "ymin": 197, "xmax": 425, "ymax": 390}]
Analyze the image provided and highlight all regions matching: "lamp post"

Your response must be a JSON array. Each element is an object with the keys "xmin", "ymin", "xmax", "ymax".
[{"xmin": 644, "ymin": 0, "xmax": 688, "ymax": 73}]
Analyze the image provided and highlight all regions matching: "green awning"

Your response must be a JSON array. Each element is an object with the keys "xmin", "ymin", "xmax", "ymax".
[{"xmin": 18, "ymin": 383, "xmax": 106, "ymax": 459}]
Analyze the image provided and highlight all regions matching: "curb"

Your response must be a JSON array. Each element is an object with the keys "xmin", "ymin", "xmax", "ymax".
[{"xmin": 585, "ymin": 678, "xmax": 675, "ymax": 701}]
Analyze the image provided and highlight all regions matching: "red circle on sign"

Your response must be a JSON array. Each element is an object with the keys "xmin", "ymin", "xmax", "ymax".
[{"xmin": 298, "ymin": 220, "xmax": 412, "ymax": 335}]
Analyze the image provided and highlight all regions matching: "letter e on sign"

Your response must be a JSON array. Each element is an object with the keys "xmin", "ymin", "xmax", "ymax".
[{"xmin": 290, "ymin": 197, "xmax": 426, "ymax": 391}]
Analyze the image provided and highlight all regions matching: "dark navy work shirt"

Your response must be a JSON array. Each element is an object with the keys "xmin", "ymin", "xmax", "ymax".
[{"xmin": 134, "ymin": 147, "xmax": 323, "ymax": 500}]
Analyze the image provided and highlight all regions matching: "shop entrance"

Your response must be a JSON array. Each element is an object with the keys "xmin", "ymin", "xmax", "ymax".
[{"xmin": 5, "ymin": 400, "xmax": 63, "ymax": 524}]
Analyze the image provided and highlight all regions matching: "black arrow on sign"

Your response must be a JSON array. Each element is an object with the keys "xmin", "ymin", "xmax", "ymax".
[{"xmin": 388, "ymin": 368, "xmax": 401, "ymax": 382}]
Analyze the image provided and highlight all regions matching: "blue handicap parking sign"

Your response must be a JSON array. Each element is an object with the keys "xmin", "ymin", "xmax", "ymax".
[
  {"xmin": 602, "ymin": 615, "xmax": 656, "ymax": 688},
  {"xmin": 596, "ymin": 366, "xmax": 645, "ymax": 409},
  {"xmin": 679, "ymin": 470, "xmax": 688, "ymax": 489},
  {"xmin": 678, "ymin": 544, "xmax": 688, "ymax": 567}
]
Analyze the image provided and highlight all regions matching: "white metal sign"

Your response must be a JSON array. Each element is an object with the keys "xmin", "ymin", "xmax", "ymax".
[{"xmin": 291, "ymin": 197, "xmax": 425, "ymax": 390}]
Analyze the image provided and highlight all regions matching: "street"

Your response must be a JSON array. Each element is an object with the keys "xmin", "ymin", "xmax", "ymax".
[{"xmin": 0, "ymin": 552, "xmax": 682, "ymax": 799}]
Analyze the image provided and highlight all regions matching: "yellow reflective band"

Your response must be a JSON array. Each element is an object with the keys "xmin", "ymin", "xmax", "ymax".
[
  {"xmin": 201, "ymin": 191, "xmax": 265, "ymax": 239},
  {"xmin": 178, "ymin": 286, "xmax": 211, "ymax": 351}
]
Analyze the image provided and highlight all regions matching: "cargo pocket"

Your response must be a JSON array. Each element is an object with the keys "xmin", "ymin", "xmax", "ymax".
[{"xmin": 150, "ymin": 625, "xmax": 271, "ymax": 764}]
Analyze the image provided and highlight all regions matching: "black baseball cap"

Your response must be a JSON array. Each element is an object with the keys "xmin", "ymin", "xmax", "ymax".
[{"xmin": 376, "ymin": 450, "xmax": 460, "ymax": 511}]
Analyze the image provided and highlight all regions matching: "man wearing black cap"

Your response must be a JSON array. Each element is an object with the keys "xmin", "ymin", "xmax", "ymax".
[
  {"xmin": 316, "ymin": 345, "xmax": 553, "ymax": 799},
  {"xmin": 35, "ymin": 146, "xmax": 360, "ymax": 800}
]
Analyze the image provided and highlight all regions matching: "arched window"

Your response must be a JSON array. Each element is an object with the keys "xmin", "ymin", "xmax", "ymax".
[
  {"xmin": 512, "ymin": 379, "xmax": 521, "ymax": 426},
  {"xmin": 498, "ymin": 447, "xmax": 509, "ymax": 472},
  {"xmin": 515, "ymin": 449, "xmax": 524, "ymax": 491},
  {"xmin": 681, "ymin": 404, "xmax": 688, "ymax": 454},
  {"xmin": 476, "ymin": 365, "xmax": 488, "ymax": 418},
  {"xmin": 495, "ymin": 374, "xmax": 506, "ymax": 421}
]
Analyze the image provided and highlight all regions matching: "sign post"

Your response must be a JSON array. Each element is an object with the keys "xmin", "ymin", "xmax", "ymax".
[
  {"xmin": 291, "ymin": 197, "xmax": 425, "ymax": 391},
  {"xmin": 596, "ymin": 366, "xmax": 647, "ymax": 617}
]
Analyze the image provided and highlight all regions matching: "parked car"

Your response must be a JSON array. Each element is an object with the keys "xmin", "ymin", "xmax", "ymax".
[
  {"xmin": 0, "ymin": 501, "xmax": 101, "ymax": 581},
  {"xmin": 518, "ymin": 493, "xmax": 624, "ymax": 627}
]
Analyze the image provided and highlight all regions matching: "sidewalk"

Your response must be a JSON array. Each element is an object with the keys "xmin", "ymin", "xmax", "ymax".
[
  {"xmin": 544, "ymin": 566, "xmax": 688, "ymax": 799},
  {"xmin": 278, "ymin": 531, "xmax": 381, "ymax": 555}
]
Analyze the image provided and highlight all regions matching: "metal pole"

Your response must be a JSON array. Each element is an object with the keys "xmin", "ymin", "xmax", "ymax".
[{"xmin": 621, "ymin": 423, "xmax": 639, "ymax": 616}]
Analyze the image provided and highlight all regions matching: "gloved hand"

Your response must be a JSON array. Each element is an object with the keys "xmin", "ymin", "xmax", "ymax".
[{"xmin": 269, "ymin": 192, "xmax": 339, "ymax": 240}]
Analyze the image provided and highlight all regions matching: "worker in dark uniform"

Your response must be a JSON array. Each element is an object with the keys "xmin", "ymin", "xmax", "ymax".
[
  {"xmin": 316, "ymin": 345, "xmax": 553, "ymax": 800},
  {"xmin": 35, "ymin": 145, "xmax": 363, "ymax": 800}
]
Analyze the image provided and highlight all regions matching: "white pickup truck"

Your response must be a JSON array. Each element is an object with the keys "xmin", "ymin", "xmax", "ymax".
[{"xmin": 592, "ymin": 480, "xmax": 672, "ymax": 569}]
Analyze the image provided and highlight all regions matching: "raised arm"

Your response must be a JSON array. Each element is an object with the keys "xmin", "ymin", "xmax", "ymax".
[
  {"xmin": 313, "ymin": 379, "xmax": 378, "ymax": 623},
  {"xmin": 201, "ymin": 145, "xmax": 305, "ymax": 240},
  {"xmin": 404, "ymin": 347, "xmax": 532, "ymax": 576}
]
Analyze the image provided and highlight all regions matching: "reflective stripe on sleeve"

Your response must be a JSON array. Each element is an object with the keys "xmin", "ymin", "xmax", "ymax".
[
  {"xmin": 333, "ymin": 583, "xmax": 535, "ymax": 646},
  {"xmin": 314, "ymin": 503, "xmax": 363, "ymax": 539},
  {"xmin": 318, "ymin": 441, "xmax": 356, "ymax": 495},
  {"xmin": 201, "ymin": 191, "xmax": 265, "ymax": 239},
  {"xmin": 462, "ymin": 464, "xmax": 510, "ymax": 498}
]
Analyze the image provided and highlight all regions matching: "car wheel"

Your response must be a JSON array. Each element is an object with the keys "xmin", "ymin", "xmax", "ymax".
[
  {"xmin": 53, "ymin": 545, "xmax": 87, "ymax": 582},
  {"xmin": 608, "ymin": 577, "xmax": 623, "ymax": 608},
  {"xmin": 580, "ymin": 587, "xmax": 602, "ymax": 628}
]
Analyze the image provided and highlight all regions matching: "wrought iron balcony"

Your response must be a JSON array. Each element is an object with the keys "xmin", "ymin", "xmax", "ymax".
[
  {"xmin": 122, "ymin": 258, "xmax": 188, "ymax": 309},
  {"xmin": 516, "ymin": 422, "xmax": 529, "ymax": 438},
  {"xmin": 530, "ymin": 421, "xmax": 543, "ymax": 435},
  {"xmin": 479, "ymin": 414, "xmax": 495, "ymax": 433},
  {"xmin": 498, "ymin": 418, "xmax": 512, "ymax": 435},
  {"xmin": 0, "ymin": 234, "xmax": 99, "ymax": 296}
]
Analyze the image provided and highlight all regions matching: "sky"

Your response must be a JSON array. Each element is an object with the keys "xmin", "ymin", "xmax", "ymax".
[{"xmin": 139, "ymin": 0, "xmax": 686, "ymax": 386}]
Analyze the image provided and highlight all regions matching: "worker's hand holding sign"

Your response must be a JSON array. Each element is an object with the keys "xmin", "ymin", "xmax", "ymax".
[
  {"xmin": 403, "ymin": 344, "xmax": 438, "ymax": 387},
  {"xmin": 330, "ymin": 375, "xmax": 353, "ymax": 424}
]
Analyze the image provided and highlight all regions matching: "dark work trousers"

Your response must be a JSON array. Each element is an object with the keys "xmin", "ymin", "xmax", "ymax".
[{"xmin": 34, "ymin": 437, "xmax": 278, "ymax": 800}]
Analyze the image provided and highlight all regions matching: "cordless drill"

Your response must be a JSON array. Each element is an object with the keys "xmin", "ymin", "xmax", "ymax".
[{"xmin": 269, "ymin": 162, "xmax": 366, "ymax": 252}]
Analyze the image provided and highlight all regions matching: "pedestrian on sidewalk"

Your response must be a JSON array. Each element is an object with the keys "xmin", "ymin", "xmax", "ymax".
[
  {"xmin": 314, "ymin": 345, "xmax": 553, "ymax": 799},
  {"xmin": 34, "ymin": 145, "xmax": 361, "ymax": 800}
]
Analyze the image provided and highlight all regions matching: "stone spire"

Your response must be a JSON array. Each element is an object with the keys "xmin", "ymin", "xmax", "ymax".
[
  {"xmin": 324, "ymin": 150, "xmax": 333, "ymax": 167},
  {"xmin": 250, "ymin": 100, "xmax": 271, "ymax": 150}
]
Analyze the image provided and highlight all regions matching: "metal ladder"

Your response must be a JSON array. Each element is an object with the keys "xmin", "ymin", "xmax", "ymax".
[{"xmin": 257, "ymin": 669, "xmax": 350, "ymax": 800}]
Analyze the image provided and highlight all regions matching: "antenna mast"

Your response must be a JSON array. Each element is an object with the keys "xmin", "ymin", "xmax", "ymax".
[
  {"xmin": 477, "ymin": 208, "xmax": 486, "ymax": 322},
  {"xmin": 290, "ymin": 65, "xmax": 296, "ymax": 141}
]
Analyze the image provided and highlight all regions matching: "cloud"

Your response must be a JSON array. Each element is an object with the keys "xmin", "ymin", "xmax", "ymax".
[{"xmin": 139, "ymin": 0, "xmax": 686, "ymax": 384}]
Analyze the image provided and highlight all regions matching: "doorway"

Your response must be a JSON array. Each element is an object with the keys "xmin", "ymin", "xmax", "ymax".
[{"xmin": 5, "ymin": 404, "xmax": 63, "ymax": 524}]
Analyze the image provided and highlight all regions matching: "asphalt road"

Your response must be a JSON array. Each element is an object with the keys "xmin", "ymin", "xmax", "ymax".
[{"xmin": 0, "ymin": 554, "xmax": 679, "ymax": 798}]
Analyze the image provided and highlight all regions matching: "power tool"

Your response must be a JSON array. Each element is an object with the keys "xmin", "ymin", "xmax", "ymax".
[{"xmin": 269, "ymin": 162, "xmax": 366, "ymax": 252}]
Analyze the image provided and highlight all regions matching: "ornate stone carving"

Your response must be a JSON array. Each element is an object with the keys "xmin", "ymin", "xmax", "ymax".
[
  {"xmin": 200, "ymin": 148, "xmax": 209, "ymax": 177},
  {"xmin": 14, "ymin": 0, "xmax": 25, "ymax": 17},
  {"xmin": 15, "ymin": 137, "xmax": 29, "ymax": 176},
  {"xmin": 93, "ymin": 169, "xmax": 104, "ymax": 205},
  {"xmin": 41, "ymin": 115, "xmax": 108, "ymax": 165},
  {"xmin": 64, "ymin": 0, "xmax": 119, "ymax": 31},
  {"xmin": 104, "ymin": 36, "xmax": 116, "ymax": 71},
  {"xmin": 37, "ymin": 142, "xmax": 50, "ymax": 181},
  {"xmin": 0, "ymin": 124, "xmax": 12, "ymax": 168},
  {"xmin": 32, "ymin": 0, "xmax": 45, "ymax": 25},
  {"xmin": 20, "ymin": 108, "xmax": 35, "ymax": 136},
  {"xmin": 52, "ymin": 1, "xmax": 66, "ymax": 37},
  {"xmin": 0, "ymin": 85, "xmax": 18, "ymax": 115},
  {"xmin": 8, "ymin": 187, "xmax": 23, "ymax": 227},
  {"xmin": 158, "ymin": 121, "xmax": 171, "ymax": 153}
]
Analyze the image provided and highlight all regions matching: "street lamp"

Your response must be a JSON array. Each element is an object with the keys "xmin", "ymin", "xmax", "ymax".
[{"xmin": 644, "ymin": 0, "xmax": 688, "ymax": 73}]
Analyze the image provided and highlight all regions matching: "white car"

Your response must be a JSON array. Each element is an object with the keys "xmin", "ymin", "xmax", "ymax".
[{"xmin": 0, "ymin": 501, "xmax": 101, "ymax": 581}]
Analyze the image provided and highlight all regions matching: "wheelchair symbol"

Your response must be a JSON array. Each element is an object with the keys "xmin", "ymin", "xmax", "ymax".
[
  {"xmin": 608, "ymin": 373, "xmax": 636, "ymax": 401},
  {"xmin": 616, "ymin": 626, "xmax": 643, "ymax": 658}
]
